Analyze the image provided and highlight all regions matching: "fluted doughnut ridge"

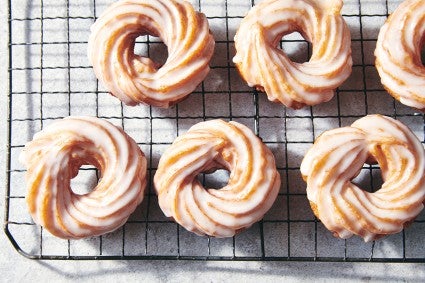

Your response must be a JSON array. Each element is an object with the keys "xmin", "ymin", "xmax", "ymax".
[
  {"xmin": 375, "ymin": 0, "xmax": 425, "ymax": 111},
  {"xmin": 154, "ymin": 120, "xmax": 281, "ymax": 237},
  {"xmin": 20, "ymin": 116, "xmax": 147, "ymax": 239},
  {"xmin": 88, "ymin": 0, "xmax": 215, "ymax": 108},
  {"xmin": 233, "ymin": 0, "xmax": 352, "ymax": 109},
  {"xmin": 301, "ymin": 115, "xmax": 425, "ymax": 242}
]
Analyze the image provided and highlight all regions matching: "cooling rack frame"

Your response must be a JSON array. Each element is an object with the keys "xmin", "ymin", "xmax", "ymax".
[{"xmin": 4, "ymin": 0, "xmax": 425, "ymax": 262}]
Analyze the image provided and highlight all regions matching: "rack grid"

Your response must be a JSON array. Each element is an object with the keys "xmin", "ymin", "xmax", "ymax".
[{"xmin": 5, "ymin": 0, "xmax": 425, "ymax": 261}]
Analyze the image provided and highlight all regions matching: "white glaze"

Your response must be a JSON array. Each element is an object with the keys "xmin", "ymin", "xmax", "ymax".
[
  {"xmin": 300, "ymin": 115, "xmax": 425, "ymax": 242},
  {"xmin": 154, "ymin": 120, "xmax": 281, "ymax": 237},
  {"xmin": 88, "ymin": 0, "xmax": 215, "ymax": 108},
  {"xmin": 233, "ymin": 0, "xmax": 352, "ymax": 109},
  {"xmin": 19, "ymin": 116, "xmax": 147, "ymax": 239},
  {"xmin": 375, "ymin": 0, "xmax": 425, "ymax": 111}
]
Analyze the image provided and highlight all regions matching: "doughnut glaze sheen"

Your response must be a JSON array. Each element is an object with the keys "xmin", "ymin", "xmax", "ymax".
[
  {"xmin": 154, "ymin": 120, "xmax": 281, "ymax": 237},
  {"xmin": 233, "ymin": 0, "xmax": 352, "ymax": 109},
  {"xmin": 88, "ymin": 0, "xmax": 215, "ymax": 108},
  {"xmin": 301, "ymin": 115, "xmax": 425, "ymax": 242},
  {"xmin": 20, "ymin": 116, "xmax": 147, "ymax": 239},
  {"xmin": 375, "ymin": 0, "xmax": 425, "ymax": 111}
]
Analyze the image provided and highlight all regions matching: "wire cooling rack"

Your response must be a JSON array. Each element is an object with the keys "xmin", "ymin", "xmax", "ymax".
[{"xmin": 5, "ymin": 0, "xmax": 425, "ymax": 262}]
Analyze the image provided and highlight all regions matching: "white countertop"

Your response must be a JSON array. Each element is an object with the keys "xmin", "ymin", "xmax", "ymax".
[{"xmin": 1, "ymin": 0, "xmax": 424, "ymax": 281}]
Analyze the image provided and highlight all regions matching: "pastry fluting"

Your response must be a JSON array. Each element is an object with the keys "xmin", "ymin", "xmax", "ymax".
[
  {"xmin": 375, "ymin": 0, "xmax": 425, "ymax": 111},
  {"xmin": 88, "ymin": 0, "xmax": 215, "ymax": 108},
  {"xmin": 300, "ymin": 115, "xmax": 425, "ymax": 242},
  {"xmin": 19, "ymin": 116, "xmax": 147, "ymax": 239},
  {"xmin": 154, "ymin": 120, "xmax": 281, "ymax": 237},
  {"xmin": 233, "ymin": 0, "xmax": 352, "ymax": 109}
]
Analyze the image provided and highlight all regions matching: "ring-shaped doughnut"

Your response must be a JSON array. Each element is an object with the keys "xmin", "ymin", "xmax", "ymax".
[
  {"xmin": 19, "ymin": 116, "xmax": 147, "ymax": 239},
  {"xmin": 154, "ymin": 120, "xmax": 281, "ymax": 237},
  {"xmin": 300, "ymin": 115, "xmax": 425, "ymax": 242},
  {"xmin": 375, "ymin": 0, "xmax": 425, "ymax": 111},
  {"xmin": 233, "ymin": 0, "xmax": 352, "ymax": 109},
  {"xmin": 88, "ymin": 0, "xmax": 215, "ymax": 108}
]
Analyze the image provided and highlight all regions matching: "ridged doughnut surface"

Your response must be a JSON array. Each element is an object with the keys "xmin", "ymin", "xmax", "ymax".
[
  {"xmin": 233, "ymin": 0, "xmax": 352, "ymax": 109},
  {"xmin": 88, "ymin": 0, "xmax": 215, "ymax": 108},
  {"xmin": 154, "ymin": 120, "xmax": 281, "ymax": 237},
  {"xmin": 301, "ymin": 115, "xmax": 425, "ymax": 242},
  {"xmin": 375, "ymin": 0, "xmax": 425, "ymax": 111},
  {"xmin": 19, "ymin": 116, "xmax": 147, "ymax": 239}
]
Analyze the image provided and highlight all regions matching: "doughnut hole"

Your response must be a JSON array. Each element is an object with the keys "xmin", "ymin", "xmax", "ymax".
[
  {"xmin": 349, "ymin": 150, "xmax": 384, "ymax": 193},
  {"xmin": 197, "ymin": 169, "xmax": 230, "ymax": 190},
  {"xmin": 278, "ymin": 31, "xmax": 312, "ymax": 64},
  {"xmin": 351, "ymin": 166, "xmax": 384, "ymax": 194},
  {"xmin": 70, "ymin": 165, "xmax": 99, "ymax": 195},
  {"xmin": 134, "ymin": 35, "xmax": 169, "ymax": 68}
]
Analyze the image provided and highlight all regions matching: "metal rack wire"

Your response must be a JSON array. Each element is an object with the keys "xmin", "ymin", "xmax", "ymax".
[{"xmin": 5, "ymin": 0, "xmax": 425, "ymax": 261}]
